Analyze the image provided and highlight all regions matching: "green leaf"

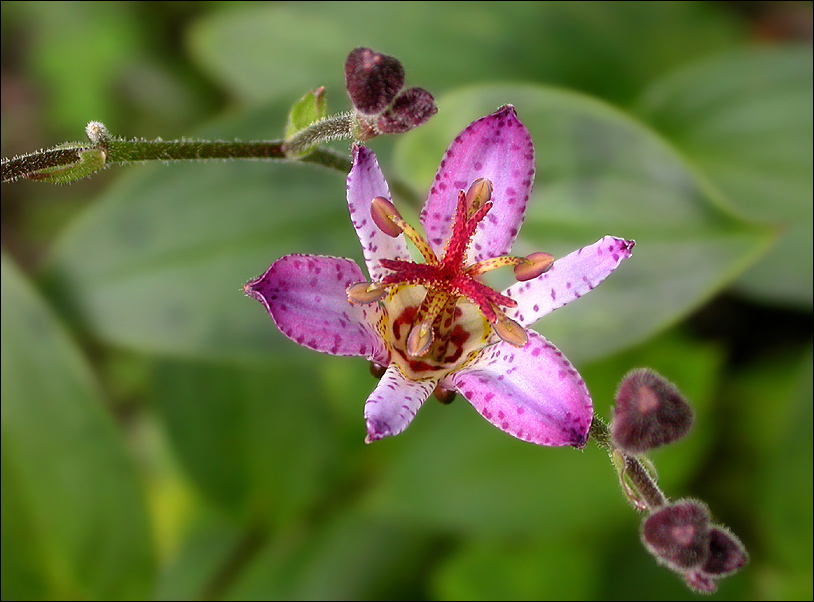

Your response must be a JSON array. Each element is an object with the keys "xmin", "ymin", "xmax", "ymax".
[
  {"xmin": 151, "ymin": 356, "xmax": 343, "ymax": 522},
  {"xmin": 224, "ymin": 512, "xmax": 436, "ymax": 601},
  {"xmin": 285, "ymin": 87, "xmax": 328, "ymax": 142},
  {"xmin": 187, "ymin": 2, "xmax": 743, "ymax": 106},
  {"xmin": 637, "ymin": 46, "xmax": 814, "ymax": 308},
  {"xmin": 433, "ymin": 536, "xmax": 601, "ymax": 601},
  {"xmin": 42, "ymin": 103, "xmax": 358, "ymax": 360},
  {"xmin": 394, "ymin": 85, "xmax": 773, "ymax": 362},
  {"xmin": 0, "ymin": 252, "xmax": 154, "ymax": 600}
]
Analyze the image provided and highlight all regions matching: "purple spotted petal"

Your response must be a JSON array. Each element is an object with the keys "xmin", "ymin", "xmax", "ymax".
[
  {"xmin": 503, "ymin": 236, "xmax": 635, "ymax": 327},
  {"xmin": 445, "ymin": 331, "xmax": 593, "ymax": 448},
  {"xmin": 245, "ymin": 254, "xmax": 387, "ymax": 363},
  {"xmin": 420, "ymin": 106, "xmax": 535, "ymax": 264},
  {"xmin": 347, "ymin": 145, "xmax": 411, "ymax": 280},
  {"xmin": 364, "ymin": 365, "xmax": 437, "ymax": 443}
]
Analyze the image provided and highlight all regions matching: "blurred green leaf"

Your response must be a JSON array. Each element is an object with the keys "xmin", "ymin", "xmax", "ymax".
[
  {"xmin": 432, "ymin": 536, "xmax": 601, "ymax": 601},
  {"xmin": 152, "ymin": 356, "xmax": 343, "ymax": 523},
  {"xmin": 734, "ymin": 347, "xmax": 813, "ymax": 601},
  {"xmin": 637, "ymin": 46, "xmax": 814, "ymax": 308},
  {"xmin": 42, "ymin": 103, "xmax": 358, "ymax": 360},
  {"xmin": 225, "ymin": 512, "xmax": 437, "ymax": 600},
  {"xmin": 395, "ymin": 85, "xmax": 774, "ymax": 362},
  {"xmin": 0, "ymin": 252, "xmax": 154, "ymax": 600},
  {"xmin": 187, "ymin": 2, "xmax": 743, "ymax": 106}
]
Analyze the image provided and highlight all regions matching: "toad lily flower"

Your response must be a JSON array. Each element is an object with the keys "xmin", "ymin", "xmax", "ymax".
[{"xmin": 245, "ymin": 106, "xmax": 634, "ymax": 447}]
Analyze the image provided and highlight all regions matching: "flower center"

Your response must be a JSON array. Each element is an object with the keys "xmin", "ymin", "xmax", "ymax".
[{"xmin": 348, "ymin": 179, "xmax": 553, "ymax": 369}]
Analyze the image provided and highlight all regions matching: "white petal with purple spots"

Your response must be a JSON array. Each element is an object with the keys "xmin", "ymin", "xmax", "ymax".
[
  {"xmin": 420, "ymin": 106, "xmax": 535, "ymax": 265},
  {"xmin": 445, "ymin": 331, "xmax": 593, "ymax": 448},
  {"xmin": 245, "ymin": 254, "xmax": 388, "ymax": 363},
  {"xmin": 503, "ymin": 236, "xmax": 635, "ymax": 327},
  {"xmin": 364, "ymin": 364, "xmax": 438, "ymax": 443},
  {"xmin": 347, "ymin": 145, "xmax": 411, "ymax": 281}
]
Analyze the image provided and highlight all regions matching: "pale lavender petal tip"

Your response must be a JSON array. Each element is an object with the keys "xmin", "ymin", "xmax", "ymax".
[
  {"xmin": 420, "ymin": 106, "xmax": 535, "ymax": 262},
  {"xmin": 364, "ymin": 364, "xmax": 437, "ymax": 443},
  {"xmin": 246, "ymin": 254, "xmax": 386, "ymax": 361},
  {"xmin": 505, "ymin": 236, "xmax": 635, "ymax": 327}
]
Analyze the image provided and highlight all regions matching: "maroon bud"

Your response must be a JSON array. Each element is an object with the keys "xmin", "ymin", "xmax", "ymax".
[
  {"xmin": 684, "ymin": 570, "xmax": 718, "ymax": 594},
  {"xmin": 369, "ymin": 361, "xmax": 387, "ymax": 379},
  {"xmin": 641, "ymin": 500, "xmax": 711, "ymax": 570},
  {"xmin": 701, "ymin": 526, "xmax": 749, "ymax": 577},
  {"xmin": 345, "ymin": 47, "xmax": 405, "ymax": 115},
  {"xmin": 433, "ymin": 385, "xmax": 457, "ymax": 405},
  {"xmin": 611, "ymin": 368, "xmax": 693, "ymax": 454},
  {"xmin": 376, "ymin": 87, "xmax": 438, "ymax": 134}
]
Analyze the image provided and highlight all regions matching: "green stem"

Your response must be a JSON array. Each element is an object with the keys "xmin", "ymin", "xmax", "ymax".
[
  {"xmin": 1, "ymin": 118, "xmax": 355, "ymax": 184},
  {"xmin": 589, "ymin": 413, "xmax": 667, "ymax": 511}
]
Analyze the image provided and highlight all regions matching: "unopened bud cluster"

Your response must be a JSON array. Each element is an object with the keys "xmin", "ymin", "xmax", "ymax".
[
  {"xmin": 345, "ymin": 47, "xmax": 437, "ymax": 140},
  {"xmin": 605, "ymin": 368, "xmax": 748, "ymax": 593},
  {"xmin": 642, "ymin": 500, "xmax": 749, "ymax": 593}
]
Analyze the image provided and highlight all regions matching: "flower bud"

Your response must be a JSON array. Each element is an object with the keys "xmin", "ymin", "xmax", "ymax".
[
  {"xmin": 641, "ymin": 500, "xmax": 711, "ymax": 571},
  {"xmin": 369, "ymin": 361, "xmax": 387, "ymax": 379},
  {"xmin": 345, "ymin": 47, "xmax": 405, "ymax": 115},
  {"xmin": 611, "ymin": 368, "xmax": 693, "ymax": 454},
  {"xmin": 701, "ymin": 526, "xmax": 748, "ymax": 577},
  {"xmin": 433, "ymin": 385, "xmax": 457, "ymax": 405},
  {"xmin": 376, "ymin": 87, "xmax": 438, "ymax": 134},
  {"xmin": 684, "ymin": 570, "xmax": 717, "ymax": 594}
]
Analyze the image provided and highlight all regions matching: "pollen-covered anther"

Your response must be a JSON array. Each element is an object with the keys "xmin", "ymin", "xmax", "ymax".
[
  {"xmin": 370, "ymin": 196, "xmax": 405, "ymax": 238},
  {"xmin": 492, "ymin": 312, "xmax": 529, "ymax": 347},
  {"xmin": 464, "ymin": 178, "xmax": 493, "ymax": 217},
  {"xmin": 347, "ymin": 281, "xmax": 387, "ymax": 304},
  {"xmin": 406, "ymin": 319, "xmax": 434, "ymax": 358},
  {"xmin": 513, "ymin": 252, "xmax": 554, "ymax": 281}
]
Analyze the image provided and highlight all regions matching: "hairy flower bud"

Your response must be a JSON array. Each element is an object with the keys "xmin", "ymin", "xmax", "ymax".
[
  {"xmin": 345, "ymin": 47, "xmax": 405, "ymax": 115},
  {"xmin": 611, "ymin": 368, "xmax": 693, "ymax": 454},
  {"xmin": 641, "ymin": 500, "xmax": 711, "ymax": 571},
  {"xmin": 701, "ymin": 526, "xmax": 749, "ymax": 577},
  {"xmin": 376, "ymin": 87, "xmax": 438, "ymax": 134}
]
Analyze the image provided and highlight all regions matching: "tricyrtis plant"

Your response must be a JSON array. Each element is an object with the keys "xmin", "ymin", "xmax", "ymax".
[{"xmin": 1, "ymin": 46, "xmax": 747, "ymax": 594}]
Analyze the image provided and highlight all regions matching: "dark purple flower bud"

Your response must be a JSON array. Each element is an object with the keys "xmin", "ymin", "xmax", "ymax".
[
  {"xmin": 376, "ymin": 87, "xmax": 438, "ymax": 134},
  {"xmin": 701, "ymin": 525, "xmax": 749, "ymax": 576},
  {"xmin": 433, "ymin": 385, "xmax": 457, "ymax": 405},
  {"xmin": 611, "ymin": 368, "xmax": 693, "ymax": 454},
  {"xmin": 369, "ymin": 361, "xmax": 387, "ymax": 379},
  {"xmin": 684, "ymin": 569, "xmax": 718, "ymax": 594},
  {"xmin": 641, "ymin": 500, "xmax": 711, "ymax": 570},
  {"xmin": 345, "ymin": 47, "xmax": 405, "ymax": 115}
]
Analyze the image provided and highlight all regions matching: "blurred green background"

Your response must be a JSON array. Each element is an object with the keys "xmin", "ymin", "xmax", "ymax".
[{"xmin": 1, "ymin": 2, "xmax": 811, "ymax": 600}]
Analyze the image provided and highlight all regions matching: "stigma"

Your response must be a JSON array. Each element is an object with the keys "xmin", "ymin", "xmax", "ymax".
[{"xmin": 348, "ymin": 179, "xmax": 553, "ymax": 359}]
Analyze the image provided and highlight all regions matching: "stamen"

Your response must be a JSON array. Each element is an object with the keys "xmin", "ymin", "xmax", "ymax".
[
  {"xmin": 492, "ymin": 311, "xmax": 528, "ymax": 347},
  {"xmin": 464, "ymin": 178, "xmax": 493, "ymax": 218},
  {"xmin": 407, "ymin": 319, "xmax": 434, "ymax": 357},
  {"xmin": 347, "ymin": 281, "xmax": 386, "ymax": 303},
  {"xmin": 370, "ymin": 196, "xmax": 404, "ymax": 238},
  {"xmin": 513, "ymin": 252, "xmax": 554, "ymax": 281},
  {"xmin": 406, "ymin": 290, "xmax": 450, "ymax": 357},
  {"xmin": 466, "ymin": 255, "xmax": 525, "ymax": 277}
]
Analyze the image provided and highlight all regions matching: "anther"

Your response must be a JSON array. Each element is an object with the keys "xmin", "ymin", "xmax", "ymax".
[
  {"xmin": 370, "ymin": 196, "xmax": 404, "ymax": 238},
  {"xmin": 347, "ymin": 281, "xmax": 387, "ymax": 304},
  {"xmin": 492, "ymin": 313, "xmax": 528, "ymax": 347},
  {"xmin": 513, "ymin": 252, "xmax": 554, "ymax": 281},
  {"xmin": 406, "ymin": 319, "xmax": 434, "ymax": 357},
  {"xmin": 464, "ymin": 178, "xmax": 493, "ymax": 217}
]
